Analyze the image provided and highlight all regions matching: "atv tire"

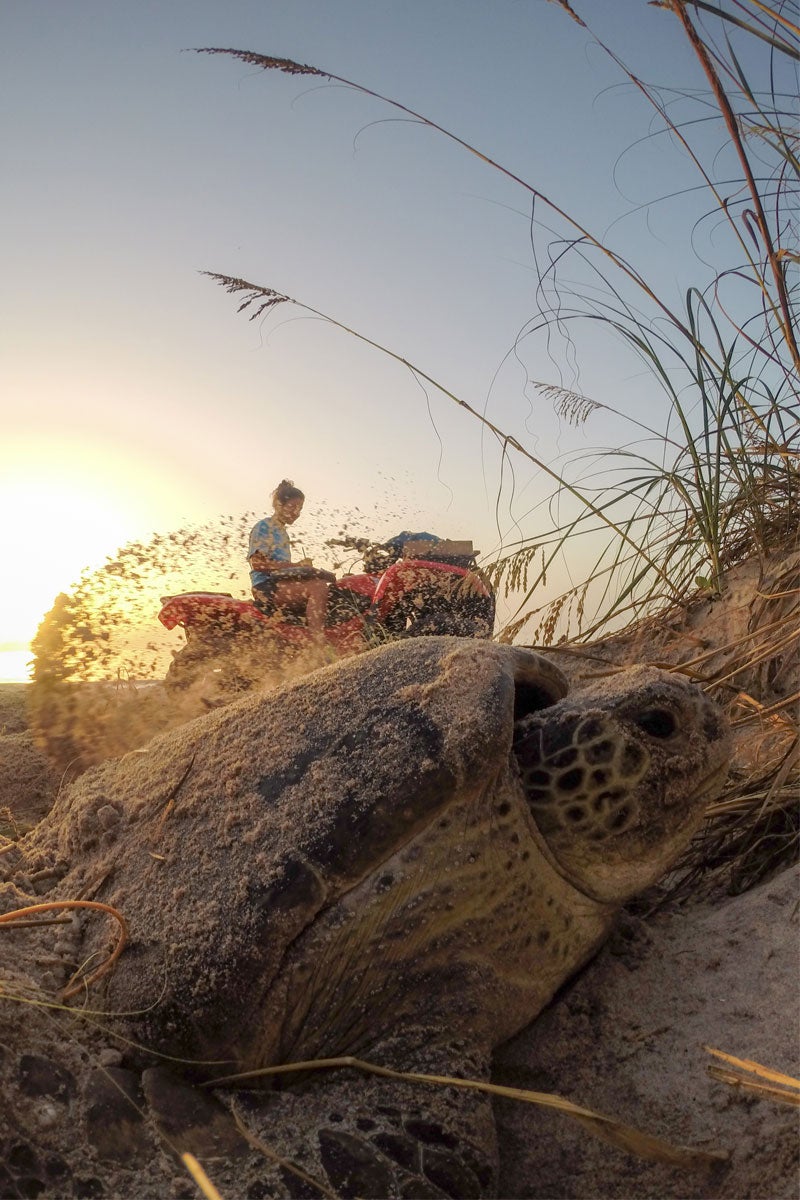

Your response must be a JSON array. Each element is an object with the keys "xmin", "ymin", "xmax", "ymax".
[
  {"xmin": 401, "ymin": 594, "xmax": 495, "ymax": 640},
  {"xmin": 164, "ymin": 644, "xmax": 219, "ymax": 694}
]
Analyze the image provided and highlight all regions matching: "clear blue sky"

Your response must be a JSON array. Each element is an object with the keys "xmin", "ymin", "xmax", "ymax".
[{"xmin": 0, "ymin": 0, "xmax": 765, "ymax": 658}]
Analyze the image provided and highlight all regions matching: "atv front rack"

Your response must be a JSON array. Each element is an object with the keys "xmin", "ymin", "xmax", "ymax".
[{"xmin": 401, "ymin": 540, "xmax": 478, "ymax": 569}]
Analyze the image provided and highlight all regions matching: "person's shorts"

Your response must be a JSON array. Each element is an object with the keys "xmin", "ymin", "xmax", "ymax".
[
  {"xmin": 251, "ymin": 573, "xmax": 282, "ymax": 616},
  {"xmin": 252, "ymin": 566, "xmax": 337, "ymax": 607},
  {"xmin": 251, "ymin": 573, "xmax": 278, "ymax": 599}
]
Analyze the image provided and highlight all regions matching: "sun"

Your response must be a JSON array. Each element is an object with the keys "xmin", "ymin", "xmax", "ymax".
[
  {"xmin": 0, "ymin": 433, "xmax": 229, "ymax": 681},
  {"xmin": 0, "ymin": 470, "xmax": 146, "ymax": 648},
  {"xmin": 0, "ymin": 432, "xmax": 183, "ymax": 657}
]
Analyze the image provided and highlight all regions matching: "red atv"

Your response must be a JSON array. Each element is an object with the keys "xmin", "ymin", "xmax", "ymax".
[{"xmin": 158, "ymin": 535, "xmax": 495, "ymax": 698}]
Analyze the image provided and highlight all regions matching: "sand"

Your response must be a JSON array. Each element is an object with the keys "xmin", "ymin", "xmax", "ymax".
[{"xmin": 495, "ymin": 864, "xmax": 799, "ymax": 1199}]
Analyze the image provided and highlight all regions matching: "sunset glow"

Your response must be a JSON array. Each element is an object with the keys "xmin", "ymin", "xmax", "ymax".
[{"xmin": 0, "ymin": 440, "xmax": 186, "ymax": 680}]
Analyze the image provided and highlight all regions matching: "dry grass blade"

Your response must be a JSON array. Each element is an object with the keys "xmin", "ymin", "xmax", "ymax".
[
  {"xmin": 181, "ymin": 1153, "xmax": 224, "ymax": 1200},
  {"xmin": 205, "ymin": 1055, "xmax": 725, "ymax": 1168},
  {"xmin": 153, "ymin": 753, "xmax": 196, "ymax": 839},
  {"xmin": 0, "ymin": 983, "xmax": 238, "ymax": 1067},
  {"xmin": 230, "ymin": 1101, "xmax": 337, "ymax": 1200},
  {"xmin": 706, "ymin": 1047, "xmax": 800, "ymax": 1097},
  {"xmin": 707, "ymin": 1067, "xmax": 800, "ymax": 1107},
  {"xmin": 0, "ymin": 916, "xmax": 73, "ymax": 929},
  {"xmin": 0, "ymin": 900, "xmax": 128, "ymax": 1000},
  {"xmin": 710, "ymin": 627, "xmax": 800, "ymax": 689},
  {"xmin": 731, "ymin": 690, "xmax": 800, "ymax": 726}
]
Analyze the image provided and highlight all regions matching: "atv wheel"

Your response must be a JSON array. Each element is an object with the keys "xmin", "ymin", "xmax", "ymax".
[
  {"xmin": 165, "ymin": 636, "xmax": 287, "ymax": 704},
  {"xmin": 164, "ymin": 643, "xmax": 220, "ymax": 694},
  {"xmin": 401, "ymin": 596, "xmax": 495, "ymax": 639}
]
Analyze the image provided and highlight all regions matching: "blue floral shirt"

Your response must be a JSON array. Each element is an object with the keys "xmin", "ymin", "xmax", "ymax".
[{"xmin": 248, "ymin": 516, "xmax": 291, "ymax": 587}]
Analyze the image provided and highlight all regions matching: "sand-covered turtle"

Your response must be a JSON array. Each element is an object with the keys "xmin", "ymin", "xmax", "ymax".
[{"xmin": 0, "ymin": 637, "xmax": 730, "ymax": 1198}]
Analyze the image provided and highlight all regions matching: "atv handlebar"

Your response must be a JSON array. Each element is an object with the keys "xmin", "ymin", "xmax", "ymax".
[{"xmin": 271, "ymin": 566, "xmax": 337, "ymax": 584}]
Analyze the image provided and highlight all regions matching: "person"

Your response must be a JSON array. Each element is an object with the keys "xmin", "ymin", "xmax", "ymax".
[{"xmin": 248, "ymin": 480, "xmax": 329, "ymax": 640}]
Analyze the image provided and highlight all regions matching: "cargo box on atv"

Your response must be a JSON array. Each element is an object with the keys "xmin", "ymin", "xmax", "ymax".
[{"xmin": 401, "ymin": 539, "xmax": 477, "ymax": 568}]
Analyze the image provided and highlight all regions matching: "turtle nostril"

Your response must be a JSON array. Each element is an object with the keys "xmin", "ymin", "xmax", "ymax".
[{"xmin": 634, "ymin": 708, "xmax": 677, "ymax": 739}]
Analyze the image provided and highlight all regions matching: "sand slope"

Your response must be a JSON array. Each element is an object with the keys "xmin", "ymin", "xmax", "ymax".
[{"xmin": 495, "ymin": 864, "xmax": 799, "ymax": 1198}]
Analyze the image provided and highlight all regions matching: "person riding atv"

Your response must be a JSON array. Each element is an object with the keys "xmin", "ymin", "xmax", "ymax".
[
  {"xmin": 158, "ymin": 525, "xmax": 496, "ymax": 703},
  {"xmin": 248, "ymin": 480, "xmax": 330, "ymax": 641}
]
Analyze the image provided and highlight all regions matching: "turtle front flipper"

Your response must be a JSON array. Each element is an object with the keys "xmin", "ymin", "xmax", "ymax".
[{"xmin": 214, "ymin": 1035, "xmax": 498, "ymax": 1199}]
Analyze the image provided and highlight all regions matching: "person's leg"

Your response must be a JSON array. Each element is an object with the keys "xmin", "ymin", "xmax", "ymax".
[
  {"xmin": 251, "ymin": 587, "xmax": 276, "ymax": 611},
  {"xmin": 251, "ymin": 574, "xmax": 278, "ymax": 611},
  {"xmin": 273, "ymin": 580, "xmax": 329, "ymax": 638},
  {"xmin": 303, "ymin": 579, "xmax": 329, "ymax": 638}
]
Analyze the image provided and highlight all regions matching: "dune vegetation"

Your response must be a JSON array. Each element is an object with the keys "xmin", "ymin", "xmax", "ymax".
[{"xmin": 198, "ymin": 1, "xmax": 798, "ymax": 895}]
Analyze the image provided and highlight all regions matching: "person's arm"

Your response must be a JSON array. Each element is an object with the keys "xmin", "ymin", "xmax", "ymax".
[
  {"xmin": 248, "ymin": 518, "xmax": 298, "ymax": 572},
  {"xmin": 249, "ymin": 551, "xmax": 296, "ymax": 572}
]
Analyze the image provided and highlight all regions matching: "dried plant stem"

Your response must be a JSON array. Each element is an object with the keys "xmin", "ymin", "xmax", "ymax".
[
  {"xmin": 675, "ymin": 614, "xmax": 793, "ymax": 672},
  {"xmin": 204, "ymin": 1055, "xmax": 725, "ymax": 1167},
  {"xmin": 230, "ymin": 1102, "xmax": 337, "ymax": 1200},
  {"xmin": 711, "ymin": 627, "xmax": 800, "ymax": 688},
  {"xmin": 180, "ymin": 1155, "xmax": 224, "ymax": 1200},
  {"xmin": 706, "ymin": 1046, "xmax": 800, "ymax": 1106},
  {"xmin": 667, "ymin": 1, "xmax": 799, "ymax": 370},
  {"xmin": 731, "ymin": 690, "xmax": 800, "ymax": 724},
  {"xmin": 0, "ymin": 900, "xmax": 128, "ymax": 1000}
]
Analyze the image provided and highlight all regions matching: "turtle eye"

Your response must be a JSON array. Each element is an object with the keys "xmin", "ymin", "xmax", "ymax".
[{"xmin": 635, "ymin": 708, "xmax": 677, "ymax": 739}]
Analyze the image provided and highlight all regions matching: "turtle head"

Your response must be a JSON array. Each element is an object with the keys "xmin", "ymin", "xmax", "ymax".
[{"xmin": 513, "ymin": 666, "xmax": 731, "ymax": 904}]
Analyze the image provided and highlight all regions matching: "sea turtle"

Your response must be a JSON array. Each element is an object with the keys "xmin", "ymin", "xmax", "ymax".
[{"xmin": 0, "ymin": 636, "xmax": 730, "ymax": 1199}]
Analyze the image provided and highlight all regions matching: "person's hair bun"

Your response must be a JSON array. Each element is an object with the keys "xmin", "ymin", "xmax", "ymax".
[{"xmin": 273, "ymin": 479, "xmax": 305, "ymax": 504}]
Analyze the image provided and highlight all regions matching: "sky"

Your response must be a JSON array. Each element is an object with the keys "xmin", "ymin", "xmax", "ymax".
[{"xmin": 0, "ymin": 0, "xmax": 769, "ymax": 678}]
